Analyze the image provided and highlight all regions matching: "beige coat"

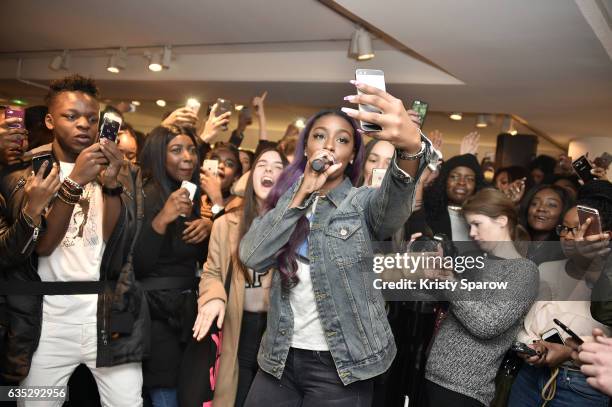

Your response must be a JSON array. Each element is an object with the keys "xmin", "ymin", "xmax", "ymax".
[{"xmin": 198, "ymin": 199, "xmax": 271, "ymax": 407}]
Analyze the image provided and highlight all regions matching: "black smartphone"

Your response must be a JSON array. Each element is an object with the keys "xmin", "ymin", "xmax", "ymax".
[
  {"xmin": 411, "ymin": 100, "xmax": 428, "ymax": 128},
  {"xmin": 572, "ymin": 155, "xmax": 597, "ymax": 184},
  {"xmin": 511, "ymin": 341, "xmax": 538, "ymax": 357},
  {"xmin": 541, "ymin": 328, "xmax": 565, "ymax": 345},
  {"xmin": 99, "ymin": 111, "xmax": 122, "ymax": 142},
  {"xmin": 554, "ymin": 318, "xmax": 585, "ymax": 345},
  {"xmin": 32, "ymin": 153, "xmax": 53, "ymax": 178},
  {"xmin": 215, "ymin": 98, "xmax": 234, "ymax": 131}
]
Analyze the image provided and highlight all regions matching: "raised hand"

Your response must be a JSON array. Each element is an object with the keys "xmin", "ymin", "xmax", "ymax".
[
  {"xmin": 69, "ymin": 143, "xmax": 108, "ymax": 186},
  {"xmin": 252, "ymin": 91, "xmax": 268, "ymax": 117},
  {"xmin": 161, "ymin": 107, "xmax": 198, "ymax": 128},
  {"xmin": 341, "ymin": 81, "xmax": 422, "ymax": 153},
  {"xmin": 460, "ymin": 132, "xmax": 480, "ymax": 156},
  {"xmin": 200, "ymin": 104, "xmax": 231, "ymax": 143},
  {"xmin": 152, "ymin": 188, "xmax": 193, "ymax": 234}
]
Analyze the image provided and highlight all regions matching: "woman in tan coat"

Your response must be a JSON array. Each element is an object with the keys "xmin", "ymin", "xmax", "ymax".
[{"xmin": 193, "ymin": 148, "xmax": 288, "ymax": 406}]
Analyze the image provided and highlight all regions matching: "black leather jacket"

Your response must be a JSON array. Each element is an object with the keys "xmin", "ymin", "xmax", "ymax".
[{"xmin": 0, "ymin": 144, "xmax": 149, "ymax": 382}]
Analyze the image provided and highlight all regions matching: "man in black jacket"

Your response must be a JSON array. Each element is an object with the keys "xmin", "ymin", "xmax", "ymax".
[{"xmin": 0, "ymin": 75, "xmax": 148, "ymax": 407}]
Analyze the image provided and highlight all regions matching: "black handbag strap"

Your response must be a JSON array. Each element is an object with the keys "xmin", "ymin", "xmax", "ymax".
[{"xmin": 224, "ymin": 260, "xmax": 233, "ymax": 297}]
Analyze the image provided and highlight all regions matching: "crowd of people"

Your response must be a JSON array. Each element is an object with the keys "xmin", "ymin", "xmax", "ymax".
[{"xmin": 0, "ymin": 73, "xmax": 611, "ymax": 407}]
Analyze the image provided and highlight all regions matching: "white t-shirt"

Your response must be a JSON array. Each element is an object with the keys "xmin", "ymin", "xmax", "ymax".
[
  {"xmin": 38, "ymin": 162, "xmax": 105, "ymax": 324},
  {"xmin": 290, "ymin": 197, "xmax": 329, "ymax": 351},
  {"xmin": 448, "ymin": 207, "xmax": 470, "ymax": 241},
  {"xmin": 517, "ymin": 259, "xmax": 611, "ymax": 344}
]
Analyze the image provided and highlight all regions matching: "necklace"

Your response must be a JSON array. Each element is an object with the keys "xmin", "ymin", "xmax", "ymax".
[{"xmin": 447, "ymin": 205, "xmax": 462, "ymax": 211}]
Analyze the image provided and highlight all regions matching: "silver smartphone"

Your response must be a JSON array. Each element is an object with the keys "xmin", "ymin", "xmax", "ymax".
[{"xmin": 355, "ymin": 69, "xmax": 385, "ymax": 132}]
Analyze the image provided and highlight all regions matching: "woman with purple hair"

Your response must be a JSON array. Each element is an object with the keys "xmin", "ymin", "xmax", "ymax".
[{"xmin": 238, "ymin": 82, "xmax": 435, "ymax": 406}]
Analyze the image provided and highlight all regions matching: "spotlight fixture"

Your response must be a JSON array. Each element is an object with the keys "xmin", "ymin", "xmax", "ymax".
[
  {"xmin": 131, "ymin": 100, "xmax": 141, "ymax": 106},
  {"xmin": 49, "ymin": 50, "xmax": 70, "ymax": 71},
  {"xmin": 148, "ymin": 53, "xmax": 163, "ymax": 72},
  {"xmin": 449, "ymin": 112, "xmax": 463, "ymax": 121},
  {"xmin": 148, "ymin": 46, "xmax": 172, "ymax": 72},
  {"xmin": 502, "ymin": 116, "xmax": 517, "ymax": 135},
  {"xmin": 107, "ymin": 48, "xmax": 127, "ymax": 73},
  {"xmin": 235, "ymin": 104, "xmax": 244, "ymax": 111},
  {"xmin": 161, "ymin": 46, "xmax": 172, "ymax": 69},
  {"xmin": 348, "ymin": 27, "xmax": 375, "ymax": 61},
  {"xmin": 156, "ymin": 99, "xmax": 167, "ymax": 107},
  {"xmin": 475, "ymin": 114, "xmax": 488, "ymax": 128}
]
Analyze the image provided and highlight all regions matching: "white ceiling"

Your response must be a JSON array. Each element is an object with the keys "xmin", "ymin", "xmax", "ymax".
[{"xmin": 0, "ymin": 0, "xmax": 611, "ymax": 153}]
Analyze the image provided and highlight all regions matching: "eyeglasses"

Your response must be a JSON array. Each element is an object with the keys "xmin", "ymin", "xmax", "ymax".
[{"xmin": 555, "ymin": 224, "xmax": 579, "ymax": 237}]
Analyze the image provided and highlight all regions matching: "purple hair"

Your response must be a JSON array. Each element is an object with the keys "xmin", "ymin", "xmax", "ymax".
[{"xmin": 264, "ymin": 109, "xmax": 365, "ymax": 288}]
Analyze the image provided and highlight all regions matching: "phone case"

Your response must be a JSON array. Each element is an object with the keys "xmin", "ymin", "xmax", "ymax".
[
  {"xmin": 32, "ymin": 154, "xmax": 53, "ymax": 178},
  {"xmin": 572, "ymin": 156, "xmax": 597, "ymax": 183},
  {"xmin": 355, "ymin": 69, "xmax": 385, "ymax": 132},
  {"xmin": 371, "ymin": 168, "xmax": 386, "ymax": 187},
  {"xmin": 99, "ymin": 112, "xmax": 122, "ymax": 142},
  {"xmin": 577, "ymin": 205, "xmax": 602, "ymax": 236},
  {"xmin": 203, "ymin": 159, "xmax": 219, "ymax": 176},
  {"xmin": 186, "ymin": 99, "xmax": 201, "ymax": 114},
  {"xmin": 5, "ymin": 107, "xmax": 25, "ymax": 129},
  {"xmin": 411, "ymin": 100, "xmax": 428, "ymax": 127},
  {"xmin": 181, "ymin": 181, "xmax": 197, "ymax": 201}
]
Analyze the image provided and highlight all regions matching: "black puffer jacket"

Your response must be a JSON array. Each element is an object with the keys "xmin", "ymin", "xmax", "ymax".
[{"xmin": 0, "ymin": 144, "xmax": 150, "ymax": 382}]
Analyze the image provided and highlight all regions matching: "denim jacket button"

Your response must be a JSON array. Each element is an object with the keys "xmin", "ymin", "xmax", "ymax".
[{"xmin": 340, "ymin": 228, "xmax": 348, "ymax": 236}]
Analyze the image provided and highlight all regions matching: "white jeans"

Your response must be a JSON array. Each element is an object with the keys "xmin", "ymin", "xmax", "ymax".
[{"xmin": 19, "ymin": 318, "xmax": 142, "ymax": 407}]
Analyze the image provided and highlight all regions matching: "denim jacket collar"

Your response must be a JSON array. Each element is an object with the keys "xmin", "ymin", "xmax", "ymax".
[{"xmin": 321, "ymin": 177, "xmax": 353, "ymax": 208}]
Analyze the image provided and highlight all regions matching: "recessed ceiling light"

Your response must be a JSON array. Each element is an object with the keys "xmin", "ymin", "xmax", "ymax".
[
  {"xmin": 449, "ymin": 112, "xmax": 463, "ymax": 121},
  {"xmin": 131, "ymin": 100, "xmax": 141, "ymax": 106},
  {"xmin": 235, "ymin": 105, "xmax": 244, "ymax": 111},
  {"xmin": 156, "ymin": 99, "xmax": 167, "ymax": 107}
]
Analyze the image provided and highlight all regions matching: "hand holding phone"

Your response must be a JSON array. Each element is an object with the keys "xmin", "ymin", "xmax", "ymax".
[
  {"xmin": 5, "ymin": 107, "xmax": 25, "ymax": 129},
  {"xmin": 32, "ymin": 153, "xmax": 53, "ymax": 179},
  {"xmin": 179, "ymin": 180, "xmax": 197, "ymax": 218}
]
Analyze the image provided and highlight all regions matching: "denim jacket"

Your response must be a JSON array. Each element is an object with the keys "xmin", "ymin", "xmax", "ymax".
[{"xmin": 239, "ymin": 150, "xmax": 429, "ymax": 385}]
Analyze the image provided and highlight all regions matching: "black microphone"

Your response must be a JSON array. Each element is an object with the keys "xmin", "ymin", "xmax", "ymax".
[{"xmin": 311, "ymin": 157, "xmax": 332, "ymax": 173}]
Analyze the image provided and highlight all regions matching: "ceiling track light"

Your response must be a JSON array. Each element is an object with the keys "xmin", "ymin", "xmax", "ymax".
[
  {"xmin": 107, "ymin": 47, "xmax": 127, "ymax": 73},
  {"xmin": 348, "ymin": 27, "xmax": 375, "ymax": 61},
  {"xmin": 49, "ymin": 50, "xmax": 70, "ymax": 71},
  {"xmin": 449, "ymin": 112, "xmax": 463, "ymax": 121},
  {"xmin": 147, "ymin": 46, "xmax": 172, "ymax": 72}
]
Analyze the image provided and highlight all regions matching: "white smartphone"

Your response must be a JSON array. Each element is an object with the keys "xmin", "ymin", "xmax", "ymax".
[
  {"xmin": 371, "ymin": 168, "xmax": 386, "ymax": 188},
  {"xmin": 202, "ymin": 159, "xmax": 219, "ymax": 176},
  {"xmin": 179, "ymin": 180, "xmax": 197, "ymax": 218},
  {"xmin": 99, "ymin": 111, "xmax": 123, "ymax": 143},
  {"xmin": 181, "ymin": 180, "xmax": 197, "ymax": 201},
  {"xmin": 355, "ymin": 69, "xmax": 386, "ymax": 132},
  {"xmin": 541, "ymin": 327, "xmax": 564, "ymax": 345},
  {"xmin": 186, "ymin": 98, "xmax": 201, "ymax": 115}
]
